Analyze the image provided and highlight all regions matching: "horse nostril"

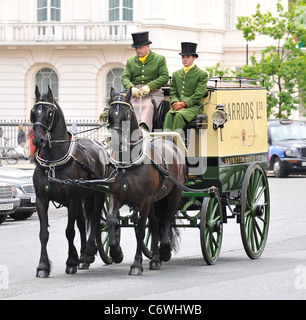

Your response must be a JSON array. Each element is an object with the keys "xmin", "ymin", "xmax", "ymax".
[{"xmin": 33, "ymin": 138, "xmax": 45, "ymax": 148}]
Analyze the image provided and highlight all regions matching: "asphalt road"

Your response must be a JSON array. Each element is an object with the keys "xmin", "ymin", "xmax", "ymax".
[{"xmin": 0, "ymin": 176, "xmax": 306, "ymax": 301}]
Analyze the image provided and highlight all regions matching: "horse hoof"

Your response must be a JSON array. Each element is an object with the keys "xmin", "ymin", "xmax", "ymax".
[
  {"xmin": 65, "ymin": 266, "xmax": 78, "ymax": 275},
  {"xmin": 110, "ymin": 247, "xmax": 124, "ymax": 264},
  {"xmin": 129, "ymin": 266, "xmax": 143, "ymax": 276},
  {"xmin": 78, "ymin": 263, "xmax": 90, "ymax": 270},
  {"xmin": 160, "ymin": 246, "xmax": 172, "ymax": 262},
  {"xmin": 149, "ymin": 261, "xmax": 161, "ymax": 271},
  {"xmin": 36, "ymin": 270, "xmax": 50, "ymax": 278},
  {"xmin": 84, "ymin": 254, "xmax": 95, "ymax": 264}
]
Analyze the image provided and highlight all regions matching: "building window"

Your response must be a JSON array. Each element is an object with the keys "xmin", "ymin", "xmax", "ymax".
[
  {"xmin": 105, "ymin": 68, "xmax": 124, "ymax": 99},
  {"xmin": 225, "ymin": 0, "xmax": 232, "ymax": 29},
  {"xmin": 35, "ymin": 68, "xmax": 59, "ymax": 101},
  {"xmin": 37, "ymin": 0, "xmax": 61, "ymax": 22},
  {"xmin": 109, "ymin": 0, "xmax": 133, "ymax": 22}
]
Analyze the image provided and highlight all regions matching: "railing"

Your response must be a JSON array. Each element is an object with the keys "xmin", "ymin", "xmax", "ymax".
[
  {"xmin": 0, "ymin": 119, "xmax": 106, "ymax": 150},
  {"xmin": 0, "ymin": 22, "xmax": 139, "ymax": 43}
]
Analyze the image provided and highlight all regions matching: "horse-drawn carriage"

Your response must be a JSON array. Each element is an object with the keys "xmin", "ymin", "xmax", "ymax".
[
  {"xmin": 31, "ymin": 77, "xmax": 270, "ymax": 278},
  {"xmin": 96, "ymin": 77, "xmax": 270, "ymax": 267}
]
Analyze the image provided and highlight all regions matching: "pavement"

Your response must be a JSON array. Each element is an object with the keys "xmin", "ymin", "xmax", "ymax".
[{"xmin": 0, "ymin": 158, "xmax": 35, "ymax": 171}]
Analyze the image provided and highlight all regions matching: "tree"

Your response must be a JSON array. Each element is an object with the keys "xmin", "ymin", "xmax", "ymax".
[
  {"xmin": 205, "ymin": 62, "xmax": 233, "ymax": 78},
  {"xmin": 236, "ymin": 0, "xmax": 305, "ymax": 118}
]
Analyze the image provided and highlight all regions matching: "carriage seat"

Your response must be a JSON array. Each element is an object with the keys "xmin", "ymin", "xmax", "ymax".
[{"xmin": 153, "ymin": 88, "xmax": 209, "ymax": 130}]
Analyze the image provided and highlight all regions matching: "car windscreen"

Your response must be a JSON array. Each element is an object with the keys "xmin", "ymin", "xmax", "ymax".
[{"xmin": 270, "ymin": 123, "xmax": 306, "ymax": 141}]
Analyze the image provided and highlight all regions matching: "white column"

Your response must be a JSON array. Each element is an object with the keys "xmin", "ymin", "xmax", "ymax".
[
  {"xmin": 143, "ymin": 0, "xmax": 165, "ymax": 22},
  {"xmin": 195, "ymin": 0, "xmax": 213, "ymax": 27},
  {"xmin": 1, "ymin": 0, "xmax": 20, "ymax": 23}
]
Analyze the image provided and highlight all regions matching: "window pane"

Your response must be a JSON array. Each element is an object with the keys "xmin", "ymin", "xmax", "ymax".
[
  {"xmin": 35, "ymin": 68, "xmax": 59, "ymax": 101},
  {"xmin": 109, "ymin": 0, "xmax": 119, "ymax": 9},
  {"xmin": 123, "ymin": 8, "xmax": 133, "ymax": 21},
  {"xmin": 37, "ymin": 8, "xmax": 48, "ymax": 21},
  {"xmin": 123, "ymin": 0, "xmax": 133, "ymax": 9},
  {"xmin": 51, "ymin": 8, "xmax": 61, "ymax": 21},
  {"xmin": 38, "ymin": 0, "xmax": 47, "ymax": 9},
  {"xmin": 51, "ymin": 0, "xmax": 61, "ymax": 8},
  {"xmin": 106, "ymin": 68, "xmax": 124, "ymax": 98},
  {"xmin": 109, "ymin": 9, "xmax": 119, "ymax": 21}
]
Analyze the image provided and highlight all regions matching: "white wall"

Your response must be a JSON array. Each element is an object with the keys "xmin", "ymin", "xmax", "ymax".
[{"xmin": 0, "ymin": 0, "xmax": 290, "ymax": 120}]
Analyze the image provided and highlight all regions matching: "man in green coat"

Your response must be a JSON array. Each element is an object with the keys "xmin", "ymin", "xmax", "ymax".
[
  {"xmin": 163, "ymin": 42, "xmax": 208, "ymax": 135},
  {"xmin": 122, "ymin": 31, "xmax": 169, "ymax": 131}
]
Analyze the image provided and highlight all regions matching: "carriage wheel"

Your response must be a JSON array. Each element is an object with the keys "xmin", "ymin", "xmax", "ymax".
[
  {"xmin": 240, "ymin": 163, "xmax": 270, "ymax": 260},
  {"xmin": 200, "ymin": 194, "xmax": 223, "ymax": 265},
  {"xmin": 96, "ymin": 194, "xmax": 121, "ymax": 265}
]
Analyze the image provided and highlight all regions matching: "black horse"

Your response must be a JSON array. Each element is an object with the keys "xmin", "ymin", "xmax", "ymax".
[
  {"xmin": 31, "ymin": 86, "xmax": 108, "ymax": 278},
  {"xmin": 106, "ymin": 88, "xmax": 186, "ymax": 276}
]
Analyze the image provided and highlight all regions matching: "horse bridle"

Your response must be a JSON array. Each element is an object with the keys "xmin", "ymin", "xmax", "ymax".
[
  {"xmin": 33, "ymin": 101, "xmax": 58, "ymax": 148},
  {"xmin": 108, "ymin": 100, "xmax": 134, "ymax": 135}
]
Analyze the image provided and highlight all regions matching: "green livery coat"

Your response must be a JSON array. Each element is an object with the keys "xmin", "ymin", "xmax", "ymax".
[{"xmin": 122, "ymin": 51, "xmax": 169, "ymax": 91}]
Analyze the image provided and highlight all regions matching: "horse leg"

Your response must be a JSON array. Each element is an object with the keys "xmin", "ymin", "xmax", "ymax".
[
  {"xmin": 76, "ymin": 203, "xmax": 89, "ymax": 270},
  {"xmin": 148, "ymin": 204, "xmax": 162, "ymax": 271},
  {"xmin": 65, "ymin": 201, "xmax": 80, "ymax": 275},
  {"xmin": 36, "ymin": 198, "xmax": 51, "ymax": 278},
  {"xmin": 107, "ymin": 195, "xmax": 124, "ymax": 264},
  {"xmin": 129, "ymin": 206, "xmax": 150, "ymax": 276}
]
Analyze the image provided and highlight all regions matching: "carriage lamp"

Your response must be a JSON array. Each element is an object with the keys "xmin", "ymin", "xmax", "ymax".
[{"xmin": 212, "ymin": 105, "xmax": 228, "ymax": 141}]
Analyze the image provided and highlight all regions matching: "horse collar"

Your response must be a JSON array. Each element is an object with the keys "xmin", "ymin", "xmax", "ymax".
[{"xmin": 34, "ymin": 132, "xmax": 77, "ymax": 170}]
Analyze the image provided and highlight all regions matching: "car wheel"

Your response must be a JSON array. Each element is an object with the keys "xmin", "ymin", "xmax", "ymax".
[
  {"xmin": 9, "ymin": 212, "xmax": 34, "ymax": 221},
  {"xmin": 0, "ymin": 215, "xmax": 8, "ymax": 224},
  {"xmin": 273, "ymin": 158, "xmax": 286, "ymax": 178}
]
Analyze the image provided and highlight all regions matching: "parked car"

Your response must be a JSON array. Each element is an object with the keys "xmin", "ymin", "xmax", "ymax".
[
  {"xmin": 268, "ymin": 120, "xmax": 306, "ymax": 178},
  {"xmin": 0, "ymin": 182, "xmax": 20, "ymax": 225},
  {"xmin": 0, "ymin": 164, "xmax": 34, "ymax": 180},
  {"xmin": 0, "ymin": 175, "xmax": 36, "ymax": 220}
]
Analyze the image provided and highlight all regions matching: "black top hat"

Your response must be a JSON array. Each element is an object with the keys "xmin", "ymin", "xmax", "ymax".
[
  {"xmin": 179, "ymin": 42, "xmax": 199, "ymax": 58},
  {"xmin": 131, "ymin": 32, "xmax": 152, "ymax": 48}
]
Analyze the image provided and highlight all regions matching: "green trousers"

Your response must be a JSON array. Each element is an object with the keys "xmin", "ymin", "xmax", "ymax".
[{"xmin": 163, "ymin": 111, "xmax": 186, "ymax": 134}]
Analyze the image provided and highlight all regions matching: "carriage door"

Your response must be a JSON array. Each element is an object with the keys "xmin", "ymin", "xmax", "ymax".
[{"xmin": 37, "ymin": 0, "xmax": 61, "ymax": 41}]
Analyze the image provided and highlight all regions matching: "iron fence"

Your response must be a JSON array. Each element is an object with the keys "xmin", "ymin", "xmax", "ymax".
[{"xmin": 0, "ymin": 119, "xmax": 106, "ymax": 152}]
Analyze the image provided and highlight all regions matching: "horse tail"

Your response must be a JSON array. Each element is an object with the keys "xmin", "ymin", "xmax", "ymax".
[
  {"xmin": 167, "ymin": 216, "xmax": 181, "ymax": 253},
  {"xmin": 83, "ymin": 194, "xmax": 94, "ymax": 234},
  {"xmin": 154, "ymin": 196, "xmax": 181, "ymax": 260}
]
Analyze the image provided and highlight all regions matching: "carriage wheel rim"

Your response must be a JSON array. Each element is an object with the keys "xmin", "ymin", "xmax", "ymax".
[
  {"xmin": 241, "ymin": 164, "xmax": 270, "ymax": 258},
  {"xmin": 200, "ymin": 196, "xmax": 223, "ymax": 265}
]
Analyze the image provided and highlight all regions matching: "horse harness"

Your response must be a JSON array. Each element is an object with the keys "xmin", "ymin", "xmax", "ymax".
[{"xmin": 34, "ymin": 132, "xmax": 117, "ymax": 193}]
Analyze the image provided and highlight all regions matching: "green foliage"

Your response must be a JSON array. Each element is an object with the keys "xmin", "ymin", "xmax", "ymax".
[
  {"xmin": 205, "ymin": 62, "xmax": 234, "ymax": 77},
  {"xmin": 236, "ymin": 0, "xmax": 306, "ymax": 119}
]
